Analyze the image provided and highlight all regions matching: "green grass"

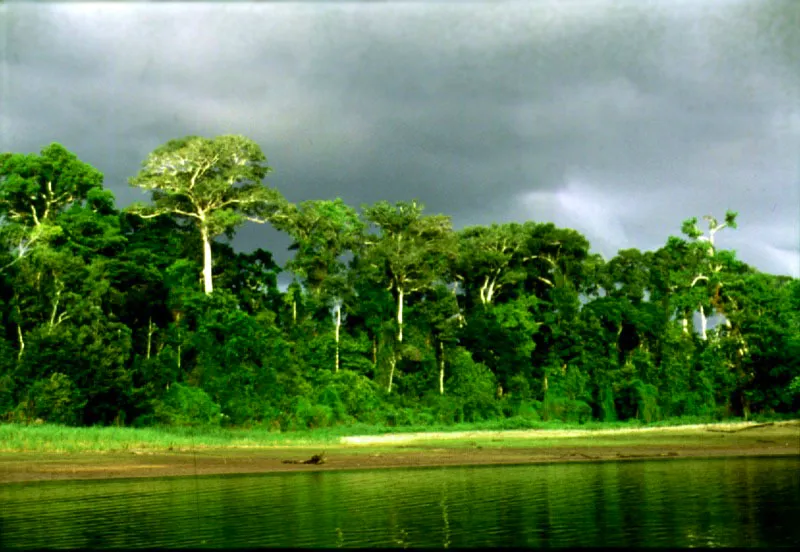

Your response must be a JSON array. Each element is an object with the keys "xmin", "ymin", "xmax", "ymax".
[
  {"xmin": 0, "ymin": 424, "xmax": 344, "ymax": 453},
  {"xmin": 0, "ymin": 415, "xmax": 786, "ymax": 453}
]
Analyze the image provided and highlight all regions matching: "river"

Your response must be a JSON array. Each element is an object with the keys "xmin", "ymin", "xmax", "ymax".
[{"xmin": 1, "ymin": 456, "xmax": 798, "ymax": 548}]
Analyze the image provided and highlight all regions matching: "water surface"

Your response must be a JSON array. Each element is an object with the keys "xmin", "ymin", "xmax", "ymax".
[{"xmin": 1, "ymin": 456, "xmax": 798, "ymax": 548}]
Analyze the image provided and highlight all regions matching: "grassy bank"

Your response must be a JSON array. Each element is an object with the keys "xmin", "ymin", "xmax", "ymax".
[{"xmin": 2, "ymin": 416, "xmax": 798, "ymax": 453}]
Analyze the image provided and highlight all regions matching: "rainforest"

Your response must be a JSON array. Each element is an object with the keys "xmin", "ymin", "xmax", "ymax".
[{"xmin": 1, "ymin": 135, "xmax": 798, "ymax": 431}]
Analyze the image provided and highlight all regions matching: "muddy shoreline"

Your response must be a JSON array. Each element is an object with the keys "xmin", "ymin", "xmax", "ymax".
[{"xmin": 2, "ymin": 422, "xmax": 797, "ymax": 484}]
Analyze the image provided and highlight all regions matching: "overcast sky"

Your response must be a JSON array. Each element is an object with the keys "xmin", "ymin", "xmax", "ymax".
[{"xmin": 2, "ymin": 0, "xmax": 798, "ymax": 280}]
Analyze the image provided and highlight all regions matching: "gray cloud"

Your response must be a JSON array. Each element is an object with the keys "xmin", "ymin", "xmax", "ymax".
[{"xmin": 3, "ymin": 0, "xmax": 798, "ymax": 279}]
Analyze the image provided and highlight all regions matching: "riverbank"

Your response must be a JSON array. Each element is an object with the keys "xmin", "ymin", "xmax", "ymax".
[{"xmin": 1, "ymin": 421, "xmax": 797, "ymax": 483}]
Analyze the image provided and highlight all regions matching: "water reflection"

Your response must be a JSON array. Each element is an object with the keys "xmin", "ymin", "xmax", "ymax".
[{"xmin": 1, "ymin": 457, "xmax": 798, "ymax": 548}]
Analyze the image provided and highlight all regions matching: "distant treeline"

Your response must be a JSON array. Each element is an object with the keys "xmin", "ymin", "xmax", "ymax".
[{"xmin": 0, "ymin": 136, "xmax": 798, "ymax": 429}]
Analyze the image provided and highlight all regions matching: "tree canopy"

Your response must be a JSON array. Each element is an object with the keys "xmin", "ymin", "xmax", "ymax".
[{"xmin": 0, "ymin": 137, "xmax": 797, "ymax": 429}]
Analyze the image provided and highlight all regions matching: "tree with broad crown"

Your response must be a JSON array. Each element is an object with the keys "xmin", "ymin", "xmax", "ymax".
[
  {"xmin": 275, "ymin": 198, "xmax": 365, "ymax": 372},
  {"xmin": 361, "ymin": 200, "xmax": 455, "ymax": 392},
  {"xmin": 679, "ymin": 210, "xmax": 738, "ymax": 339},
  {"xmin": 127, "ymin": 135, "xmax": 289, "ymax": 294},
  {"xmin": 0, "ymin": 143, "xmax": 104, "ymax": 271},
  {"xmin": 456, "ymin": 222, "xmax": 532, "ymax": 307}
]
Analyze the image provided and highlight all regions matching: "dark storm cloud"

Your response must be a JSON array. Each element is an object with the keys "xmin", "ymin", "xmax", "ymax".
[{"xmin": 2, "ymin": 1, "xmax": 798, "ymax": 278}]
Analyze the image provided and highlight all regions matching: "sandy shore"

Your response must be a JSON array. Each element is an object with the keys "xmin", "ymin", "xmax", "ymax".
[
  {"xmin": 339, "ymin": 421, "xmax": 791, "ymax": 444},
  {"xmin": 1, "ymin": 421, "xmax": 797, "ymax": 484}
]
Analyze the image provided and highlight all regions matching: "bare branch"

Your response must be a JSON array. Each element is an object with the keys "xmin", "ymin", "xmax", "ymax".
[
  {"xmin": 537, "ymin": 276, "xmax": 554, "ymax": 287},
  {"xmin": 30, "ymin": 205, "xmax": 40, "ymax": 226},
  {"xmin": 173, "ymin": 209, "xmax": 202, "ymax": 220}
]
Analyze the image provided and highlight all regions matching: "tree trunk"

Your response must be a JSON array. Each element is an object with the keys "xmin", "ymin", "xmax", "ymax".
[
  {"xmin": 146, "ymin": 317, "xmax": 155, "ymax": 360},
  {"xmin": 175, "ymin": 312, "xmax": 182, "ymax": 372},
  {"xmin": 397, "ymin": 288, "xmax": 404, "ymax": 344},
  {"xmin": 48, "ymin": 279, "xmax": 64, "ymax": 331},
  {"xmin": 388, "ymin": 288, "xmax": 405, "ymax": 393},
  {"xmin": 699, "ymin": 305, "xmax": 707, "ymax": 340},
  {"xmin": 201, "ymin": 224, "xmax": 213, "ymax": 294},
  {"xmin": 16, "ymin": 324, "xmax": 24, "ymax": 361},
  {"xmin": 334, "ymin": 302, "xmax": 341, "ymax": 373},
  {"xmin": 439, "ymin": 341, "xmax": 445, "ymax": 395},
  {"xmin": 388, "ymin": 356, "xmax": 396, "ymax": 393},
  {"xmin": 486, "ymin": 273, "xmax": 498, "ymax": 304},
  {"xmin": 479, "ymin": 273, "xmax": 499, "ymax": 306},
  {"xmin": 372, "ymin": 336, "xmax": 377, "ymax": 366}
]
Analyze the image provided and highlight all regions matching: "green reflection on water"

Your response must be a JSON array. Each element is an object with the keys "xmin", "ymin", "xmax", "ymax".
[{"xmin": 1, "ymin": 457, "xmax": 798, "ymax": 549}]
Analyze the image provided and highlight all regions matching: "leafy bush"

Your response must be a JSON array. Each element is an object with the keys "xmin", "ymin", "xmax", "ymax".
[
  {"xmin": 788, "ymin": 376, "xmax": 800, "ymax": 397},
  {"xmin": 314, "ymin": 370, "xmax": 384, "ymax": 424},
  {"xmin": 287, "ymin": 397, "xmax": 334, "ymax": 430},
  {"xmin": 448, "ymin": 349, "xmax": 501, "ymax": 422},
  {"xmin": 0, "ymin": 339, "xmax": 16, "ymax": 418},
  {"xmin": 514, "ymin": 399, "xmax": 542, "ymax": 420},
  {"xmin": 427, "ymin": 395, "xmax": 465, "ymax": 424},
  {"xmin": 541, "ymin": 395, "xmax": 592, "ymax": 423},
  {"xmin": 382, "ymin": 405, "xmax": 427, "ymax": 427},
  {"xmin": 615, "ymin": 379, "xmax": 661, "ymax": 422},
  {"xmin": 506, "ymin": 374, "xmax": 532, "ymax": 400},
  {"xmin": 153, "ymin": 383, "xmax": 221, "ymax": 427},
  {"xmin": 20, "ymin": 373, "xmax": 86, "ymax": 426},
  {"xmin": 598, "ymin": 384, "xmax": 617, "ymax": 422}
]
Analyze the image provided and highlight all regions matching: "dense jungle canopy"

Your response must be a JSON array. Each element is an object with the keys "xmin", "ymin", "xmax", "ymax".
[{"xmin": 1, "ymin": 137, "xmax": 798, "ymax": 428}]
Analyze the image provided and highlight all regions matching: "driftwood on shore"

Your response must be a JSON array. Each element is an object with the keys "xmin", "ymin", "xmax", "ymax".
[
  {"xmin": 617, "ymin": 452, "xmax": 680, "ymax": 459},
  {"xmin": 282, "ymin": 452, "xmax": 327, "ymax": 465},
  {"xmin": 558, "ymin": 452, "xmax": 599, "ymax": 460},
  {"xmin": 706, "ymin": 422, "xmax": 774, "ymax": 434}
]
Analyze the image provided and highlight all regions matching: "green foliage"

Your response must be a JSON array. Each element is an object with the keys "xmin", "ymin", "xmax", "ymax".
[
  {"xmin": 19, "ymin": 373, "xmax": 86, "ymax": 426},
  {"xmin": 541, "ymin": 395, "xmax": 593, "ymax": 423},
  {"xmin": 286, "ymin": 397, "xmax": 335, "ymax": 430},
  {"xmin": 153, "ymin": 383, "xmax": 221, "ymax": 427},
  {"xmin": 313, "ymin": 370, "xmax": 384, "ymax": 424},
  {"xmin": 0, "ymin": 338, "xmax": 16, "ymax": 417},
  {"xmin": 789, "ymin": 376, "xmax": 800, "ymax": 397},
  {"xmin": 598, "ymin": 384, "xmax": 618, "ymax": 422},
  {"xmin": 447, "ymin": 349, "xmax": 502, "ymax": 422},
  {"xmin": 128, "ymin": 134, "xmax": 288, "ymax": 294},
  {"xmin": 1, "ymin": 139, "xmax": 797, "ymax": 432},
  {"xmin": 616, "ymin": 379, "xmax": 661, "ymax": 423},
  {"xmin": 500, "ymin": 397, "xmax": 542, "ymax": 421}
]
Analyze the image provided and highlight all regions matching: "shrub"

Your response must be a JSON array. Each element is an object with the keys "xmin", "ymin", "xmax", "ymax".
[
  {"xmin": 314, "ymin": 370, "xmax": 384, "ymax": 424},
  {"xmin": 428, "ymin": 395, "xmax": 465, "ymax": 424},
  {"xmin": 153, "ymin": 383, "xmax": 221, "ymax": 427},
  {"xmin": 630, "ymin": 379, "xmax": 661, "ymax": 423},
  {"xmin": 515, "ymin": 399, "xmax": 542, "ymax": 420},
  {"xmin": 541, "ymin": 395, "xmax": 592, "ymax": 423},
  {"xmin": 0, "ymin": 339, "xmax": 16, "ymax": 418},
  {"xmin": 506, "ymin": 374, "xmax": 532, "ymax": 400},
  {"xmin": 448, "ymin": 350, "xmax": 501, "ymax": 422},
  {"xmin": 598, "ymin": 384, "xmax": 617, "ymax": 422},
  {"xmin": 288, "ymin": 397, "xmax": 334, "ymax": 430},
  {"xmin": 19, "ymin": 373, "xmax": 86, "ymax": 426}
]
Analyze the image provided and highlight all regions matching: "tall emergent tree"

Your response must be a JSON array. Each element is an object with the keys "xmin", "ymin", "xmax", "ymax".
[
  {"xmin": 0, "ymin": 143, "xmax": 105, "ymax": 270},
  {"xmin": 679, "ymin": 210, "xmax": 738, "ymax": 338},
  {"xmin": 361, "ymin": 200, "xmax": 454, "ymax": 392},
  {"xmin": 128, "ymin": 135, "xmax": 288, "ymax": 294},
  {"xmin": 278, "ymin": 198, "xmax": 365, "ymax": 372},
  {"xmin": 0, "ymin": 143, "xmax": 108, "ymax": 358},
  {"xmin": 456, "ymin": 222, "xmax": 531, "ymax": 307}
]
